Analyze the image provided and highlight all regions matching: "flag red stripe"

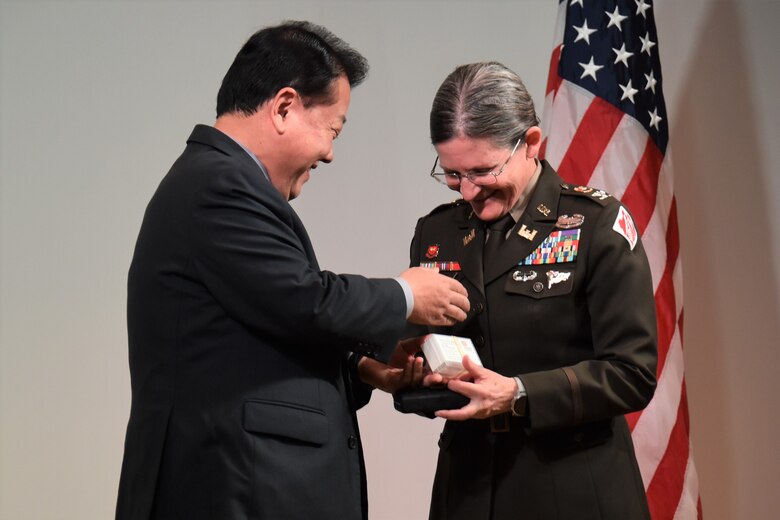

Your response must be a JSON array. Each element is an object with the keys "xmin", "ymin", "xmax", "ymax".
[
  {"xmin": 538, "ymin": 138, "xmax": 548, "ymax": 163},
  {"xmin": 666, "ymin": 197, "xmax": 681, "ymax": 288},
  {"xmin": 556, "ymin": 97, "xmax": 623, "ymax": 187},
  {"xmin": 654, "ymin": 270, "xmax": 676, "ymax": 376},
  {"xmin": 543, "ymin": 3, "xmax": 700, "ymax": 516},
  {"xmin": 646, "ymin": 382, "xmax": 691, "ymax": 519},
  {"xmin": 655, "ymin": 198, "xmax": 681, "ymax": 375},
  {"xmin": 546, "ymin": 44, "xmax": 563, "ymax": 97},
  {"xmin": 620, "ymin": 138, "xmax": 663, "ymax": 235},
  {"xmin": 625, "ymin": 409, "xmax": 640, "ymax": 431}
]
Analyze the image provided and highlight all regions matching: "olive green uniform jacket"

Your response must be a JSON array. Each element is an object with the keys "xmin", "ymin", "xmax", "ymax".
[{"xmin": 410, "ymin": 161, "xmax": 657, "ymax": 520}]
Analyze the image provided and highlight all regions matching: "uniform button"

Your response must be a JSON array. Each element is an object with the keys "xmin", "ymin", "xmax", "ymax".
[
  {"xmin": 347, "ymin": 435, "xmax": 358, "ymax": 449},
  {"xmin": 473, "ymin": 336, "xmax": 485, "ymax": 348},
  {"xmin": 533, "ymin": 281, "xmax": 544, "ymax": 293},
  {"xmin": 474, "ymin": 302, "xmax": 484, "ymax": 314}
]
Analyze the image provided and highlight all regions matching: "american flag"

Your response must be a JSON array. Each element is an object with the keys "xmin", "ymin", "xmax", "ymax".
[{"xmin": 539, "ymin": 1, "xmax": 702, "ymax": 518}]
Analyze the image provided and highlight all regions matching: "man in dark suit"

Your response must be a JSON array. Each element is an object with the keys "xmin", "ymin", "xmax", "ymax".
[{"xmin": 115, "ymin": 21, "xmax": 470, "ymax": 520}]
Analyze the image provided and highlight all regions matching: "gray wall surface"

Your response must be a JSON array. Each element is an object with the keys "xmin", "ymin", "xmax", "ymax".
[{"xmin": 1, "ymin": 0, "xmax": 778, "ymax": 518}]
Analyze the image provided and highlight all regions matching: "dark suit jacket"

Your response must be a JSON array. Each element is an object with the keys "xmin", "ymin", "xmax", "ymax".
[
  {"xmin": 410, "ymin": 162, "xmax": 657, "ymax": 520},
  {"xmin": 116, "ymin": 125, "xmax": 407, "ymax": 520}
]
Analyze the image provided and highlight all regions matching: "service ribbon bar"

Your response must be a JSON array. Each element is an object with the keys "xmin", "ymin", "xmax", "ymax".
[
  {"xmin": 519, "ymin": 229, "xmax": 580, "ymax": 265},
  {"xmin": 419, "ymin": 261, "xmax": 462, "ymax": 271}
]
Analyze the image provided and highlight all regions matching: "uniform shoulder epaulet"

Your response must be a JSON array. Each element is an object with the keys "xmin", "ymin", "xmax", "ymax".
[
  {"xmin": 426, "ymin": 198, "xmax": 467, "ymax": 217},
  {"xmin": 559, "ymin": 183, "xmax": 614, "ymax": 207}
]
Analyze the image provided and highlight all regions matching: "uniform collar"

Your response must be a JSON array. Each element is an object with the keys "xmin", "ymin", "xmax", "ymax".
[
  {"xmin": 482, "ymin": 161, "xmax": 564, "ymax": 284},
  {"xmin": 508, "ymin": 159, "xmax": 543, "ymax": 224}
]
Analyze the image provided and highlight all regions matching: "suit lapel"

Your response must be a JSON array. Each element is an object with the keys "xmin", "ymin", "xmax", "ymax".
[
  {"xmin": 290, "ymin": 210, "xmax": 319, "ymax": 268},
  {"xmin": 483, "ymin": 163, "xmax": 564, "ymax": 285}
]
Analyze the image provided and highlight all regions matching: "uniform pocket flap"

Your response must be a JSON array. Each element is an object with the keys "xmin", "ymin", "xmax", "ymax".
[{"xmin": 243, "ymin": 400, "xmax": 328, "ymax": 446}]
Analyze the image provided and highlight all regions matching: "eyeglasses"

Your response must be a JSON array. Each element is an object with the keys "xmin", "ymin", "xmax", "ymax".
[{"xmin": 430, "ymin": 136, "xmax": 524, "ymax": 189}]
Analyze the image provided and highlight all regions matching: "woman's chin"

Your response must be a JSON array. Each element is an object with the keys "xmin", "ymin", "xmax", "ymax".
[{"xmin": 471, "ymin": 200, "xmax": 506, "ymax": 222}]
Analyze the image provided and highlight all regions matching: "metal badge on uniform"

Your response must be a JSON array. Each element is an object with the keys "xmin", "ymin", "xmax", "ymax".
[
  {"xmin": 512, "ymin": 269, "xmax": 537, "ymax": 282},
  {"xmin": 546, "ymin": 270, "xmax": 571, "ymax": 288},
  {"xmin": 425, "ymin": 244, "xmax": 440, "ymax": 259},
  {"xmin": 463, "ymin": 228, "xmax": 476, "ymax": 246},
  {"xmin": 419, "ymin": 261, "xmax": 462, "ymax": 271},
  {"xmin": 517, "ymin": 224, "xmax": 538, "ymax": 241},
  {"xmin": 574, "ymin": 186, "xmax": 593, "ymax": 194},
  {"xmin": 518, "ymin": 229, "xmax": 580, "ymax": 265},
  {"xmin": 612, "ymin": 206, "xmax": 638, "ymax": 250},
  {"xmin": 555, "ymin": 214, "xmax": 584, "ymax": 229},
  {"xmin": 591, "ymin": 190, "xmax": 610, "ymax": 201},
  {"xmin": 536, "ymin": 204, "xmax": 551, "ymax": 217}
]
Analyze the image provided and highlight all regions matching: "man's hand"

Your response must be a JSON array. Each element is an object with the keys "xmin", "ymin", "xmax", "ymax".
[
  {"xmin": 357, "ymin": 337, "xmax": 427, "ymax": 394},
  {"xmin": 400, "ymin": 267, "xmax": 470, "ymax": 326},
  {"xmin": 434, "ymin": 356, "xmax": 517, "ymax": 420}
]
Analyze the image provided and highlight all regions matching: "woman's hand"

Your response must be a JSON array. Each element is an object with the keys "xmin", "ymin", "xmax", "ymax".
[{"xmin": 434, "ymin": 356, "xmax": 518, "ymax": 420}]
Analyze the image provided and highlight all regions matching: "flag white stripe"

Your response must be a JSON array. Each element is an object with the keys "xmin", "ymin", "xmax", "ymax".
[
  {"xmin": 544, "ymin": 3, "xmax": 699, "ymax": 515},
  {"xmin": 543, "ymin": 80, "xmax": 593, "ymax": 170},
  {"xmin": 589, "ymin": 114, "xmax": 647, "ymax": 199},
  {"xmin": 541, "ymin": 91, "xmax": 558, "ymax": 142},
  {"xmin": 673, "ymin": 247, "xmax": 685, "ymax": 321},
  {"xmin": 674, "ymin": 445, "xmax": 701, "ymax": 519},
  {"xmin": 632, "ymin": 314, "xmax": 684, "ymax": 487},
  {"xmin": 552, "ymin": 0, "xmax": 566, "ymax": 47},
  {"xmin": 642, "ymin": 209, "xmax": 667, "ymax": 293}
]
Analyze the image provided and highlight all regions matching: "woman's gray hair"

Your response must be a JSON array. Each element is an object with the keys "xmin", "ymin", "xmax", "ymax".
[{"xmin": 430, "ymin": 61, "xmax": 540, "ymax": 148}]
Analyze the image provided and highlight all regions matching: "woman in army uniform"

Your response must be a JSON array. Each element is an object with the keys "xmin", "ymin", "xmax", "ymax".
[{"xmin": 412, "ymin": 62, "xmax": 658, "ymax": 520}]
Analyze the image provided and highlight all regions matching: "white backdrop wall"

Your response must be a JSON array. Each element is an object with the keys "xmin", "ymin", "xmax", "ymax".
[{"xmin": 1, "ymin": 0, "xmax": 778, "ymax": 519}]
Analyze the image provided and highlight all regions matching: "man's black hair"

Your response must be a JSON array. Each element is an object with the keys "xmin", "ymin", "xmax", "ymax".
[{"xmin": 216, "ymin": 21, "xmax": 368, "ymax": 116}]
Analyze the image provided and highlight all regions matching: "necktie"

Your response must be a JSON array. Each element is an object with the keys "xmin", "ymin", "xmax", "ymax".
[{"xmin": 482, "ymin": 214, "xmax": 515, "ymax": 268}]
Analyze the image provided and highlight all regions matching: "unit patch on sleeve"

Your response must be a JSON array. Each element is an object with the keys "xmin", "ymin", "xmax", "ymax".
[
  {"xmin": 612, "ymin": 206, "xmax": 638, "ymax": 251},
  {"xmin": 518, "ymin": 229, "xmax": 580, "ymax": 265}
]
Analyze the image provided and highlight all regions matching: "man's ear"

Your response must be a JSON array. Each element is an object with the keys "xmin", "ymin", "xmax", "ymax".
[
  {"xmin": 524, "ymin": 126, "xmax": 543, "ymax": 159},
  {"xmin": 270, "ymin": 87, "xmax": 299, "ymax": 134}
]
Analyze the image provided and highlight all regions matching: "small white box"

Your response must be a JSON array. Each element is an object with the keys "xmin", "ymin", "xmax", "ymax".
[{"xmin": 422, "ymin": 334, "xmax": 483, "ymax": 378}]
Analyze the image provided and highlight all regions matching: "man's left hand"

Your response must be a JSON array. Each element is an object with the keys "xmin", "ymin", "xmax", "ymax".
[{"xmin": 357, "ymin": 337, "xmax": 427, "ymax": 393}]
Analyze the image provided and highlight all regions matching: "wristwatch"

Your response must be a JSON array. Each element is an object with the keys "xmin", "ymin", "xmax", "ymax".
[{"xmin": 510, "ymin": 376, "xmax": 527, "ymax": 417}]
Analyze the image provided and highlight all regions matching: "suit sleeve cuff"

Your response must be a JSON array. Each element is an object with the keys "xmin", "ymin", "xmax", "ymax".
[{"xmin": 394, "ymin": 277, "xmax": 414, "ymax": 319}]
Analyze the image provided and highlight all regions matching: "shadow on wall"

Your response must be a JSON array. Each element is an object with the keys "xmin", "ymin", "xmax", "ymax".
[{"xmin": 671, "ymin": 1, "xmax": 779, "ymax": 519}]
